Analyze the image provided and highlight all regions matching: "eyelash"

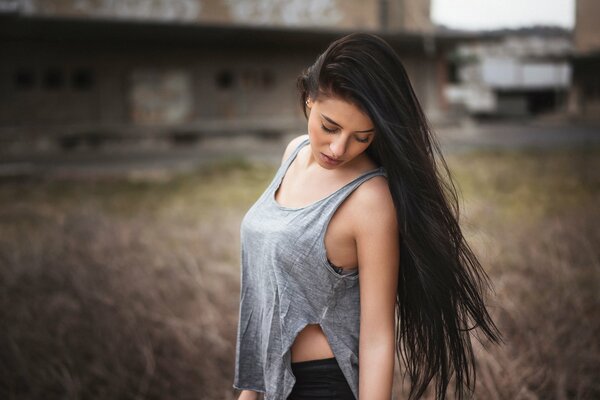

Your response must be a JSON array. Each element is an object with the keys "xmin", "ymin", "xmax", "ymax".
[
  {"xmin": 321, "ymin": 124, "xmax": 337, "ymax": 133},
  {"xmin": 321, "ymin": 124, "xmax": 369, "ymax": 143}
]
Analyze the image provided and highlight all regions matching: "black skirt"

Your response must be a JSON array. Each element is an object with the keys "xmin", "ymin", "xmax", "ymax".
[{"xmin": 287, "ymin": 357, "xmax": 356, "ymax": 400}]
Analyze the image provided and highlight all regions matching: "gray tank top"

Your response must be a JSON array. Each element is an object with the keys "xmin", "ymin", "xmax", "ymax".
[{"xmin": 233, "ymin": 137, "xmax": 387, "ymax": 399}]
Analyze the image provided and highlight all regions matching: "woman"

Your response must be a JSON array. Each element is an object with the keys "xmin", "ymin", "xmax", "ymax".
[{"xmin": 233, "ymin": 33, "xmax": 502, "ymax": 400}]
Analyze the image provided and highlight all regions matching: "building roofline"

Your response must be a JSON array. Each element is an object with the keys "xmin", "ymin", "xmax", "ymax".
[
  {"xmin": 0, "ymin": 14, "xmax": 435, "ymax": 52},
  {"xmin": 433, "ymin": 24, "xmax": 573, "ymax": 44}
]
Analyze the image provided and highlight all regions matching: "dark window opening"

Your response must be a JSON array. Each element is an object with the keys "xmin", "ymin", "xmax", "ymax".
[
  {"xmin": 448, "ymin": 63, "xmax": 459, "ymax": 84},
  {"xmin": 44, "ymin": 67, "xmax": 65, "ymax": 90},
  {"xmin": 527, "ymin": 90, "xmax": 560, "ymax": 114},
  {"xmin": 72, "ymin": 68, "xmax": 95, "ymax": 90},
  {"xmin": 171, "ymin": 131, "xmax": 200, "ymax": 145},
  {"xmin": 216, "ymin": 70, "xmax": 234, "ymax": 89},
  {"xmin": 583, "ymin": 78, "xmax": 600, "ymax": 100},
  {"xmin": 14, "ymin": 68, "xmax": 35, "ymax": 90}
]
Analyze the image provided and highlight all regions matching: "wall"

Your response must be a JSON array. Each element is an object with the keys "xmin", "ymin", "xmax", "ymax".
[
  {"xmin": 386, "ymin": 0, "xmax": 433, "ymax": 33},
  {"xmin": 574, "ymin": 0, "xmax": 600, "ymax": 53},
  {"xmin": 11, "ymin": 0, "xmax": 381, "ymax": 30}
]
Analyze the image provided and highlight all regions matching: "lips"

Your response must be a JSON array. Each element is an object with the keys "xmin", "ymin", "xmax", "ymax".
[{"xmin": 320, "ymin": 152, "xmax": 342, "ymax": 165}]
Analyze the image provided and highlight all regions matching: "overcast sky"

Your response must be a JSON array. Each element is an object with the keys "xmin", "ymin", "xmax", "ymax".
[{"xmin": 431, "ymin": 0, "xmax": 575, "ymax": 30}]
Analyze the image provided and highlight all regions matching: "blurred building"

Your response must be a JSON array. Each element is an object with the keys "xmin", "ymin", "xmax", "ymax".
[
  {"xmin": 0, "ymin": 0, "xmax": 450, "ymax": 153},
  {"xmin": 570, "ymin": 0, "xmax": 600, "ymax": 120},
  {"xmin": 444, "ymin": 27, "xmax": 572, "ymax": 118}
]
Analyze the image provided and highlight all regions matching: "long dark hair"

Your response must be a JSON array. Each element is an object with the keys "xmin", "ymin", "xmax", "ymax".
[{"xmin": 297, "ymin": 32, "xmax": 503, "ymax": 399}]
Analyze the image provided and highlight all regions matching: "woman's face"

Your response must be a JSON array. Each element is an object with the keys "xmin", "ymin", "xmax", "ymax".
[{"xmin": 306, "ymin": 95, "xmax": 375, "ymax": 170}]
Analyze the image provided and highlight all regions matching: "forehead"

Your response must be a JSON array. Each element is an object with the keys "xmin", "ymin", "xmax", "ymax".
[{"xmin": 315, "ymin": 96, "xmax": 373, "ymax": 129}]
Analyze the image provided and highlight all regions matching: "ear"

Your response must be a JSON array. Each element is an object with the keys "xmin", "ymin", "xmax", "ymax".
[{"xmin": 305, "ymin": 97, "xmax": 312, "ymax": 109}]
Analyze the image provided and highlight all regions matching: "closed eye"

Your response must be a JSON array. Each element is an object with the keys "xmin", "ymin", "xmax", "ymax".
[
  {"xmin": 321, "ymin": 124, "xmax": 337, "ymax": 133},
  {"xmin": 321, "ymin": 123, "xmax": 371, "ymax": 144}
]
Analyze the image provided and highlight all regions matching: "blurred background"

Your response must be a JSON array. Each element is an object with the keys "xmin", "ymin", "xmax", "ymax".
[{"xmin": 0, "ymin": 0, "xmax": 598, "ymax": 399}]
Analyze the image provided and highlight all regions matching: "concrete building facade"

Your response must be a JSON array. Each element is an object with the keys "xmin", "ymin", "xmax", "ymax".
[
  {"xmin": 0, "ymin": 0, "xmax": 446, "ymax": 153},
  {"xmin": 570, "ymin": 0, "xmax": 600, "ymax": 119},
  {"xmin": 444, "ymin": 28, "xmax": 573, "ymax": 118}
]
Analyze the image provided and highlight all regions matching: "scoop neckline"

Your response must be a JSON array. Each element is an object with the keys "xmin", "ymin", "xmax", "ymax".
[{"xmin": 270, "ymin": 140, "xmax": 383, "ymax": 211}]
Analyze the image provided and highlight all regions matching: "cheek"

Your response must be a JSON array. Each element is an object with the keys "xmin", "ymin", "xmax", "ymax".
[
  {"xmin": 308, "ymin": 119, "xmax": 322, "ymax": 139},
  {"xmin": 351, "ymin": 142, "xmax": 371, "ymax": 156}
]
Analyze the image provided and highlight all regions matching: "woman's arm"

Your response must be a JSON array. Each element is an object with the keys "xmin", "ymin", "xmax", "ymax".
[{"xmin": 352, "ymin": 177, "xmax": 400, "ymax": 399}]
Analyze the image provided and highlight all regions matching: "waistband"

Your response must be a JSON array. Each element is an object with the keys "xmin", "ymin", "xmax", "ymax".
[{"xmin": 290, "ymin": 357, "xmax": 338, "ymax": 371}]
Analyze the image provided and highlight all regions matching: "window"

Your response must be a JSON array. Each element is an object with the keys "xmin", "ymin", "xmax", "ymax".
[
  {"xmin": 216, "ymin": 70, "xmax": 234, "ymax": 89},
  {"xmin": 14, "ymin": 68, "xmax": 35, "ymax": 90},
  {"xmin": 43, "ymin": 67, "xmax": 65, "ymax": 90},
  {"xmin": 72, "ymin": 68, "xmax": 94, "ymax": 91},
  {"xmin": 215, "ymin": 68, "xmax": 275, "ymax": 91}
]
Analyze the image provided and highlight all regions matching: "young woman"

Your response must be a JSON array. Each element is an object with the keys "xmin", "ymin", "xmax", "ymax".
[{"xmin": 233, "ymin": 33, "xmax": 502, "ymax": 400}]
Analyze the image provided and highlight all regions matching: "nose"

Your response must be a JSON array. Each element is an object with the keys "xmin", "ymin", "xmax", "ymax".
[{"xmin": 329, "ymin": 135, "xmax": 348, "ymax": 159}]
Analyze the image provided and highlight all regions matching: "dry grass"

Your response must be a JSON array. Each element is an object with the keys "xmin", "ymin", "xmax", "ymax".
[
  {"xmin": 0, "ymin": 147, "xmax": 598, "ymax": 399},
  {"xmin": 452, "ymin": 147, "xmax": 600, "ymax": 400}
]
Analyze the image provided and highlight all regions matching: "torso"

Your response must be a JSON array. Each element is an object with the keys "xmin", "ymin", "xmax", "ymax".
[{"xmin": 274, "ymin": 141, "xmax": 380, "ymax": 362}]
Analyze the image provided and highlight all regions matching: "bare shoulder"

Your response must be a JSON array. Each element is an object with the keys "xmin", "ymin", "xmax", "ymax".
[
  {"xmin": 350, "ymin": 175, "xmax": 398, "ymax": 233},
  {"xmin": 281, "ymin": 134, "xmax": 309, "ymax": 165},
  {"xmin": 352, "ymin": 175, "xmax": 394, "ymax": 210}
]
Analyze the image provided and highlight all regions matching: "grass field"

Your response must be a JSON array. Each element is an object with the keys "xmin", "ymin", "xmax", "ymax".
[{"xmin": 0, "ymin": 146, "xmax": 598, "ymax": 399}]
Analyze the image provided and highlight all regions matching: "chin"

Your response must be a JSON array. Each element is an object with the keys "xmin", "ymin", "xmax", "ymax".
[{"xmin": 319, "ymin": 162, "xmax": 339, "ymax": 170}]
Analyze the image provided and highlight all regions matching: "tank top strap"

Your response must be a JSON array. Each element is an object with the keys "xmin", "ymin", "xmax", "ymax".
[
  {"xmin": 270, "ymin": 136, "xmax": 310, "ymax": 191},
  {"xmin": 314, "ymin": 165, "xmax": 387, "ymax": 273},
  {"xmin": 319, "ymin": 166, "xmax": 388, "ymax": 216}
]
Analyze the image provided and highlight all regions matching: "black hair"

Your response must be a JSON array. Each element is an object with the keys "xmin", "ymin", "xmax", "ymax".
[{"xmin": 297, "ymin": 32, "xmax": 503, "ymax": 399}]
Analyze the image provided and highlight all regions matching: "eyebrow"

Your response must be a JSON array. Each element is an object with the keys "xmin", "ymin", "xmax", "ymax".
[{"xmin": 321, "ymin": 113, "xmax": 375, "ymax": 134}]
